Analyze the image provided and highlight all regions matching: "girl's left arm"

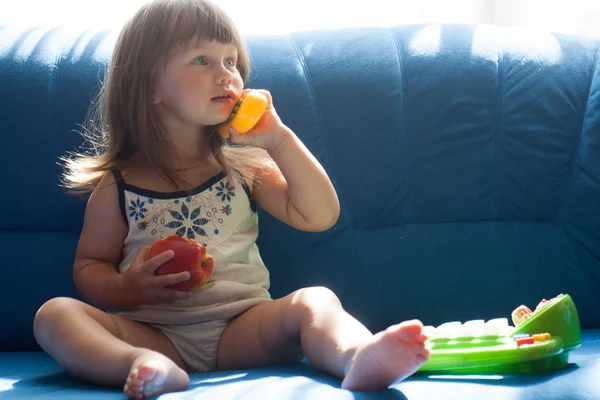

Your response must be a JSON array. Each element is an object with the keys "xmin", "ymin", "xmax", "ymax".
[
  {"xmin": 228, "ymin": 90, "xmax": 340, "ymax": 232},
  {"xmin": 259, "ymin": 126, "xmax": 340, "ymax": 231}
]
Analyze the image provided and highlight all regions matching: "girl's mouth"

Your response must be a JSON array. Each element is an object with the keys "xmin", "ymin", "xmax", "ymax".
[{"xmin": 211, "ymin": 91, "xmax": 235, "ymax": 102}]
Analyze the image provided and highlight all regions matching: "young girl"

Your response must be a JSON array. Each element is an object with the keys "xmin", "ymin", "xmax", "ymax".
[{"xmin": 33, "ymin": 0, "xmax": 430, "ymax": 398}]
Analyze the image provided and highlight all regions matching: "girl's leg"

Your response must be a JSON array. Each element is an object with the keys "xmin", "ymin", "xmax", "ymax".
[
  {"xmin": 217, "ymin": 287, "xmax": 429, "ymax": 391},
  {"xmin": 33, "ymin": 297, "xmax": 189, "ymax": 399}
]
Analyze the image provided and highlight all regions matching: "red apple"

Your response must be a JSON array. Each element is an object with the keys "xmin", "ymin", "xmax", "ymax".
[{"xmin": 148, "ymin": 235, "xmax": 214, "ymax": 292}]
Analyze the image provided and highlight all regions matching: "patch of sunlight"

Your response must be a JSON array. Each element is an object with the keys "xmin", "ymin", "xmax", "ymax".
[
  {"xmin": 471, "ymin": 24, "xmax": 562, "ymax": 65},
  {"xmin": 409, "ymin": 25, "xmax": 442, "ymax": 57},
  {"xmin": 0, "ymin": 26, "xmax": 63, "ymax": 65},
  {"xmin": 503, "ymin": 27, "xmax": 563, "ymax": 65},
  {"xmin": 64, "ymin": 30, "xmax": 114, "ymax": 65},
  {"xmin": 92, "ymin": 32, "xmax": 119, "ymax": 64},
  {"xmin": 471, "ymin": 25, "xmax": 501, "ymax": 62},
  {"xmin": 428, "ymin": 374, "xmax": 505, "ymax": 380},
  {"xmin": 0, "ymin": 378, "xmax": 18, "ymax": 392},
  {"xmin": 200, "ymin": 372, "xmax": 248, "ymax": 383}
]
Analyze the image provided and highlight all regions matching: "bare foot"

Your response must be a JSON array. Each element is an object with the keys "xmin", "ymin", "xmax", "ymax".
[
  {"xmin": 341, "ymin": 319, "xmax": 430, "ymax": 391},
  {"xmin": 123, "ymin": 351, "xmax": 189, "ymax": 399}
]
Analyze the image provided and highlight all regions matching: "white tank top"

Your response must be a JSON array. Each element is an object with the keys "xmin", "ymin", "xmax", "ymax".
[{"xmin": 110, "ymin": 169, "xmax": 271, "ymax": 324}]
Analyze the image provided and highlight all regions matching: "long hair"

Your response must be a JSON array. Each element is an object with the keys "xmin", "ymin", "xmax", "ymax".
[{"xmin": 61, "ymin": 0, "xmax": 273, "ymax": 194}]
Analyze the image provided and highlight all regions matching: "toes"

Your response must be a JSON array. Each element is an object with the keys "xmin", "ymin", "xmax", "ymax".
[
  {"xmin": 124, "ymin": 367, "xmax": 152, "ymax": 400},
  {"xmin": 389, "ymin": 319, "xmax": 424, "ymax": 342},
  {"xmin": 124, "ymin": 384, "xmax": 143, "ymax": 400},
  {"xmin": 412, "ymin": 341, "xmax": 426, "ymax": 354},
  {"xmin": 124, "ymin": 353, "xmax": 189, "ymax": 399},
  {"xmin": 125, "ymin": 377, "xmax": 143, "ymax": 391},
  {"xmin": 412, "ymin": 341, "xmax": 431, "ymax": 362},
  {"xmin": 417, "ymin": 347, "xmax": 431, "ymax": 362},
  {"xmin": 128, "ymin": 382, "xmax": 144, "ymax": 392},
  {"xmin": 416, "ymin": 332, "xmax": 429, "ymax": 343},
  {"xmin": 127, "ymin": 375, "xmax": 143, "ymax": 386},
  {"xmin": 137, "ymin": 362, "xmax": 159, "ymax": 382}
]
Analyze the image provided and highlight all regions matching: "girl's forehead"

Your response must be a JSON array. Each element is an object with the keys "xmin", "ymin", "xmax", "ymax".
[{"xmin": 183, "ymin": 37, "xmax": 237, "ymax": 52}]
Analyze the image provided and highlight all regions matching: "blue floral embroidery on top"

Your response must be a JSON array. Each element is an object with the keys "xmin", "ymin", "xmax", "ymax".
[
  {"xmin": 138, "ymin": 221, "xmax": 149, "ymax": 231},
  {"xmin": 221, "ymin": 204, "xmax": 232, "ymax": 216},
  {"xmin": 164, "ymin": 202, "xmax": 210, "ymax": 239},
  {"xmin": 216, "ymin": 181, "xmax": 235, "ymax": 202},
  {"xmin": 129, "ymin": 198, "xmax": 147, "ymax": 221}
]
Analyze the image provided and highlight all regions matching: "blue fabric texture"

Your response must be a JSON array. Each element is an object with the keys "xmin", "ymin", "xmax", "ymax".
[{"xmin": 1, "ymin": 23, "xmax": 599, "ymax": 399}]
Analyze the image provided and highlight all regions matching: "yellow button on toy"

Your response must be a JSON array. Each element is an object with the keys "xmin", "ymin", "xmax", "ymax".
[{"xmin": 532, "ymin": 333, "xmax": 552, "ymax": 342}]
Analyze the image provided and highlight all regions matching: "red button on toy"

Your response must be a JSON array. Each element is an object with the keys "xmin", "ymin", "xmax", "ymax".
[{"xmin": 516, "ymin": 337, "xmax": 535, "ymax": 346}]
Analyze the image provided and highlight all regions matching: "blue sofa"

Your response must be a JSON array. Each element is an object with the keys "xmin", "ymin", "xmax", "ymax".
[{"xmin": 1, "ymin": 22, "xmax": 599, "ymax": 399}]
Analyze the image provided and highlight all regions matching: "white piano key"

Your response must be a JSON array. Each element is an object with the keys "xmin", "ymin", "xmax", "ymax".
[
  {"xmin": 481, "ymin": 318, "xmax": 510, "ymax": 337},
  {"xmin": 456, "ymin": 319, "xmax": 485, "ymax": 337},
  {"xmin": 432, "ymin": 321, "xmax": 462, "ymax": 339},
  {"xmin": 422, "ymin": 325, "xmax": 436, "ymax": 338}
]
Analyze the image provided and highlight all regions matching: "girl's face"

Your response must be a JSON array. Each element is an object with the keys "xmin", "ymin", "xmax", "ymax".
[{"xmin": 153, "ymin": 38, "xmax": 244, "ymax": 131}]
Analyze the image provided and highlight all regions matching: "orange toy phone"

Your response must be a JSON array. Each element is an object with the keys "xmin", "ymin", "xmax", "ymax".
[{"xmin": 218, "ymin": 90, "xmax": 268, "ymax": 138}]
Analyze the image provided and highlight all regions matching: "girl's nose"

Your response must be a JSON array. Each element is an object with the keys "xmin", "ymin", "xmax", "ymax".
[{"xmin": 217, "ymin": 68, "xmax": 233, "ymax": 85}]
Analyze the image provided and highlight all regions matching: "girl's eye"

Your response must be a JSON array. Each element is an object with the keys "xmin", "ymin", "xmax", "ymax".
[
  {"xmin": 224, "ymin": 58, "xmax": 236, "ymax": 67},
  {"xmin": 194, "ymin": 56, "xmax": 208, "ymax": 65}
]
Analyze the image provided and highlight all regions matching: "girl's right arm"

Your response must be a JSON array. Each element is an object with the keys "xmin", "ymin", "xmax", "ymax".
[{"xmin": 72, "ymin": 172, "xmax": 192, "ymax": 310}]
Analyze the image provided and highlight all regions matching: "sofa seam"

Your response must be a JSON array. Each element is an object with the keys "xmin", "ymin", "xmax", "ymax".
[
  {"xmin": 48, "ymin": 35, "xmax": 64, "ymax": 231},
  {"xmin": 557, "ymin": 43, "xmax": 600, "ymax": 222},
  {"xmin": 1, "ymin": 218, "xmax": 557, "ymax": 234},
  {"xmin": 494, "ymin": 31, "xmax": 504, "ymax": 221},
  {"xmin": 287, "ymin": 35, "xmax": 354, "ymax": 303},
  {"xmin": 389, "ymin": 27, "xmax": 413, "ymax": 222},
  {"xmin": 355, "ymin": 218, "xmax": 557, "ymax": 231}
]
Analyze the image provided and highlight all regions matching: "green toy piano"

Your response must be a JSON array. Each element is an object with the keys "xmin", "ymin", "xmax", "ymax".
[{"xmin": 417, "ymin": 294, "xmax": 581, "ymax": 374}]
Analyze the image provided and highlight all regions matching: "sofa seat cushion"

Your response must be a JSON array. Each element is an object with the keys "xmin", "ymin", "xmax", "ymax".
[{"xmin": 1, "ymin": 330, "xmax": 598, "ymax": 399}]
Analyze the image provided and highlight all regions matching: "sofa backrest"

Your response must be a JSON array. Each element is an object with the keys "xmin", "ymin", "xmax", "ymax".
[{"xmin": 1, "ymin": 24, "xmax": 599, "ymax": 351}]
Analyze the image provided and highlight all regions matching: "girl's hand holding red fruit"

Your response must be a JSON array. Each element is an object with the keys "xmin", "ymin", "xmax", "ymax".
[
  {"xmin": 122, "ymin": 246, "xmax": 190, "ymax": 305},
  {"xmin": 148, "ymin": 236, "xmax": 214, "ymax": 292},
  {"xmin": 120, "ymin": 236, "xmax": 214, "ymax": 306},
  {"xmin": 120, "ymin": 244, "xmax": 194, "ymax": 306},
  {"xmin": 122, "ymin": 236, "xmax": 214, "ymax": 305}
]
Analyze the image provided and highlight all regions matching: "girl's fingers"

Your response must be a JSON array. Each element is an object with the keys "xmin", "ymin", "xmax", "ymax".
[
  {"xmin": 144, "ymin": 250, "xmax": 175, "ymax": 273},
  {"xmin": 131, "ymin": 245, "xmax": 151, "ymax": 267},
  {"xmin": 155, "ymin": 271, "xmax": 191, "ymax": 287}
]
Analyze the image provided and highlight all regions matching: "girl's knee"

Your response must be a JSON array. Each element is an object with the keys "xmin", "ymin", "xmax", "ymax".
[
  {"xmin": 36, "ymin": 297, "xmax": 79, "ymax": 316},
  {"xmin": 291, "ymin": 286, "xmax": 342, "ymax": 312},
  {"xmin": 34, "ymin": 297, "xmax": 80, "ymax": 333}
]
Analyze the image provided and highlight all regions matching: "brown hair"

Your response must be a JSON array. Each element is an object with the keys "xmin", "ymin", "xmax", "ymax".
[{"xmin": 60, "ymin": 0, "xmax": 273, "ymax": 194}]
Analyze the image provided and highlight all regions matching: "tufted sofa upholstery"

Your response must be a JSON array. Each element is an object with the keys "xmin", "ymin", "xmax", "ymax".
[{"xmin": 1, "ymin": 23, "xmax": 599, "ymax": 399}]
